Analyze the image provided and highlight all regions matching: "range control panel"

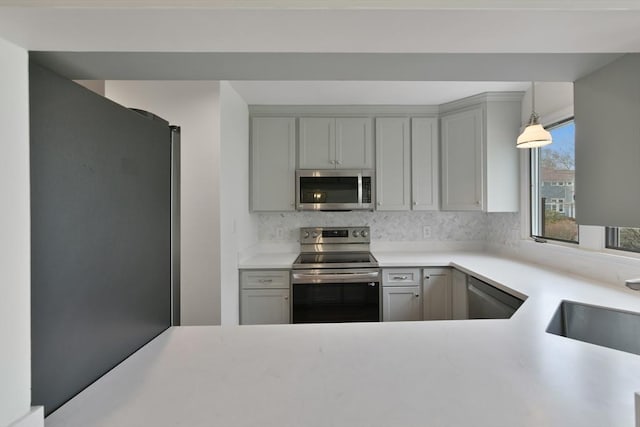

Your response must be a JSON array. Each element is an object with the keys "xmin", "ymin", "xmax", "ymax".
[{"xmin": 299, "ymin": 226, "xmax": 370, "ymax": 245}]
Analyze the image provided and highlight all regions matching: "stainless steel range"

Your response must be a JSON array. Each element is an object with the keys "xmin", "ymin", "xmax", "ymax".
[{"xmin": 291, "ymin": 226, "xmax": 380, "ymax": 323}]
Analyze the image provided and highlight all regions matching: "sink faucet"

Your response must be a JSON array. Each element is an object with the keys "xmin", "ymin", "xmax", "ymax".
[{"xmin": 625, "ymin": 278, "xmax": 640, "ymax": 291}]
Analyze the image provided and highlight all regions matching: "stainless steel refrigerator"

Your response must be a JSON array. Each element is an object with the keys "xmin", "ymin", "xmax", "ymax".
[{"xmin": 30, "ymin": 61, "xmax": 181, "ymax": 416}]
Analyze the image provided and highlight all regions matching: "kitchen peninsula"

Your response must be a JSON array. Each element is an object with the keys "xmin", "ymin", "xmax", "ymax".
[{"xmin": 47, "ymin": 252, "xmax": 640, "ymax": 427}]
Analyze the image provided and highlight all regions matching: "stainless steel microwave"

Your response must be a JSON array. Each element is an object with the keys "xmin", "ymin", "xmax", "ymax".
[{"xmin": 296, "ymin": 169, "xmax": 375, "ymax": 211}]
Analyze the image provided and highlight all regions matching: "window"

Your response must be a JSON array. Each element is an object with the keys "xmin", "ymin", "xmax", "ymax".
[
  {"xmin": 548, "ymin": 198, "xmax": 565, "ymax": 213},
  {"xmin": 531, "ymin": 119, "xmax": 578, "ymax": 243},
  {"xmin": 606, "ymin": 227, "xmax": 640, "ymax": 253}
]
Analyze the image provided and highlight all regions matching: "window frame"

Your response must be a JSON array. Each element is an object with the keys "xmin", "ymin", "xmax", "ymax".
[
  {"xmin": 529, "ymin": 117, "xmax": 578, "ymax": 245},
  {"xmin": 605, "ymin": 226, "xmax": 640, "ymax": 254}
]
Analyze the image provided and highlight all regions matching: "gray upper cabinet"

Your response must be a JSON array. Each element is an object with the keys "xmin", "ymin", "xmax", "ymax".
[
  {"xmin": 376, "ymin": 116, "xmax": 439, "ymax": 211},
  {"xmin": 251, "ymin": 117, "xmax": 296, "ymax": 211},
  {"xmin": 440, "ymin": 93, "xmax": 522, "ymax": 212},
  {"xmin": 376, "ymin": 117, "xmax": 411, "ymax": 210},
  {"xmin": 411, "ymin": 117, "xmax": 439, "ymax": 211},
  {"xmin": 441, "ymin": 107, "xmax": 484, "ymax": 211},
  {"xmin": 298, "ymin": 117, "xmax": 334, "ymax": 169},
  {"xmin": 299, "ymin": 117, "xmax": 373, "ymax": 169}
]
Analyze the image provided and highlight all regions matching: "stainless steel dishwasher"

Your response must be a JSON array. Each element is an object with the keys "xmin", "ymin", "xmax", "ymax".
[{"xmin": 467, "ymin": 277, "xmax": 524, "ymax": 319}]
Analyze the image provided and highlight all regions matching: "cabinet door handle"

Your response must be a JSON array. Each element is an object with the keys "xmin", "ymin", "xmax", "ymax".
[
  {"xmin": 414, "ymin": 293, "xmax": 420, "ymax": 298},
  {"xmin": 284, "ymin": 296, "xmax": 289, "ymax": 300},
  {"xmin": 336, "ymin": 160, "xmax": 342, "ymax": 165},
  {"xmin": 258, "ymin": 279, "xmax": 273, "ymax": 283},
  {"xmin": 392, "ymin": 275, "xmax": 409, "ymax": 280},
  {"xmin": 424, "ymin": 276, "xmax": 430, "ymax": 280}
]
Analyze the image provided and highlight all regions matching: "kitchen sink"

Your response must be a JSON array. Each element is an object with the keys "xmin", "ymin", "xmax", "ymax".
[{"xmin": 546, "ymin": 300, "xmax": 640, "ymax": 356}]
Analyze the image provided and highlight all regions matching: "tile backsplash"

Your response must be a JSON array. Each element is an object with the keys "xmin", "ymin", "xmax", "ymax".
[
  {"xmin": 485, "ymin": 212, "xmax": 521, "ymax": 248},
  {"xmin": 257, "ymin": 211, "xmax": 520, "ymax": 244}
]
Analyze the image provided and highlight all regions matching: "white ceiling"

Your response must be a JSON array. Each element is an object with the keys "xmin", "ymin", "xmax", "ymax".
[
  {"xmin": 2, "ymin": 8, "xmax": 640, "ymax": 53},
  {"xmin": 6, "ymin": 0, "xmax": 640, "ymax": 8},
  {"xmin": 1, "ymin": 2, "xmax": 637, "ymax": 103}
]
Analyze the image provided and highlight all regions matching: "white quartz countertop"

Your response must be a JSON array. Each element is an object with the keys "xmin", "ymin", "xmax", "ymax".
[
  {"xmin": 47, "ymin": 252, "xmax": 640, "ymax": 427},
  {"xmin": 238, "ymin": 251, "xmax": 298, "ymax": 269}
]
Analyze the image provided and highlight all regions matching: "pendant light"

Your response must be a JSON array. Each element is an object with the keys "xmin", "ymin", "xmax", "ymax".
[{"xmin": 517, "ymin": 82, "xmax": 552, "ymax": 149}]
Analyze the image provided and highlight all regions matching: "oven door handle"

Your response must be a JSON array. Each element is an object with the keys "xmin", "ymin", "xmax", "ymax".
[{"xmin": 292, "ymin": 271, "xmax": 380, "ymax": 284}]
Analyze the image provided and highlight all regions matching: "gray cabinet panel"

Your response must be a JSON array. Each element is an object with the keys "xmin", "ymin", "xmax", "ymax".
[
  {"xmin": 251, "ymin": 117, "xmax": 296, "ymax": 211},
  {"xmin": 336, "ymin": 117, "xmax": 373, "ymax": 168},
  {"xmin": 382, "ymin": 286, "xmax": 422, "ymax": 321},
  {"xmin": 575, "ymin": 54, "xmax": 640, "ymax": 227},
  {"xmin": 423, "ymin": 268, "xmax": 452, "ymax": 320},
  {"xmin": 376, "ymin": 117, "xmax": 411, "ymax": 210},
  {"xmin": 299, "ymin": 117, "xmax": 335, "ymax": 169},
  {"xmin": 411, "ymin": 118, "xmax": 439, "ymax": 211},
  {"xmin": 240, "ymin": 270, "xmax": 290, "ymax": 325},
  {"xmin": 441, "ymin": 108, "xmax": 484, "ymax": 211},
  {"xmin": 451, "ymin": 269, "xmax": 469, "ymax": 320},
  {"xmin": 299, "ymin": 117, "xmax": 372, "ymax": 169}
]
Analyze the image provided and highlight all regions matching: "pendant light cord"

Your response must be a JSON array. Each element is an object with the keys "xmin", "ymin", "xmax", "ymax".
[
  {"xmin": 529, "ymin": 81, "xmax": 539, "ymax": 126},
  {"xmin": 531, "ymin": 81, "xmax": 535, "ymax": 114}
]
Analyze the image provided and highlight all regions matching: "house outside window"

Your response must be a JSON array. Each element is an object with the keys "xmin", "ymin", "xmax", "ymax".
[{"xmin": 531, "ymin": 119, "xmax": 578, "ymax": 243}]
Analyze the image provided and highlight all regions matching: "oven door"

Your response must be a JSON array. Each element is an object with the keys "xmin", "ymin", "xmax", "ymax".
[{"xmin": 291, "ymin": 269, "xmax": 380, "ymax": 323}]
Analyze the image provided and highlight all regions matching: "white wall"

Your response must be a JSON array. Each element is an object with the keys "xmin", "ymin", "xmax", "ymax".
[
  {"xmin": 520, "ymin": 82, "xmax": 573, "ymax": 126},
  {"xmin": 0, "ymin": 38, "xmax": 42, "ymax": 427},
  {"xmin": 105, "ymin": 81, "xmax": 222, "ymax": 325},
  {"xmin": 219, "ymin": 82, "xmax": 257, "ymax": 325}
]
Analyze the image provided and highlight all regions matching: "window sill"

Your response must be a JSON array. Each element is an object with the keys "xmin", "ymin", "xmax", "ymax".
[
  {"xmin": 526, "ymin": 236, "xmax": 578, "ymax": 250},
  {"xmin": 509, "ymin": 238, "xmax": 640, "ymax": 286},
  {"xmin": 601, "ymin": 247, "xmax": 640, "ymax": 261}
]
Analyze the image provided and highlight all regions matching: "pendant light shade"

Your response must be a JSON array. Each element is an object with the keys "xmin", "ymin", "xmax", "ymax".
[{"xmin": 517, "ymin": 82, "xmax": 552, "ymax": 149}]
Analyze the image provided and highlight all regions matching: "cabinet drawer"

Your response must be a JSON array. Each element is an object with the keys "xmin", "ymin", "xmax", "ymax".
[
  {"xmin": 382, "ymin": 268, "xmax": 421, "ymax": 286},
  {"xmin": 240, "ymin": 270, "xmax": 290, "ymax": 289}
]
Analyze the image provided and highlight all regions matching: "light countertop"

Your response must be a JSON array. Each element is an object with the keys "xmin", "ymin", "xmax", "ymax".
[
  {"xmin": 238, "ymin": 251, "xmax": 298, "ymax": 269},
  {"xmin": 47, "ymin": 252, "xmax": 640, "ymax": 427}
]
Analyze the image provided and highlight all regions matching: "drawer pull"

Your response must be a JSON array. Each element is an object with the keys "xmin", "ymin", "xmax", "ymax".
[
  {"xmin": 392, "ymin": 275, "xmax": 409, "ymax": 280},
  {"xmin": 258, "ymin": 279, "xmax": 274, "ymax": 283}
]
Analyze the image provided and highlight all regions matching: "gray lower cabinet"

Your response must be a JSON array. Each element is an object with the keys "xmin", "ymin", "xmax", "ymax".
[
  {"xmin": 240, "ymin": 270, "xmax": 290, "ymax": 325},
  {"xmin": 382, "ymin": 268, "xmax": 422, "ymax": 321},
  {"xmin": 422, "ymin": 267, "xmax": 452, "ymax": 320},
  {"xmin": 451, "ymin": 268, "xmax": 469, "ymax": 320}
]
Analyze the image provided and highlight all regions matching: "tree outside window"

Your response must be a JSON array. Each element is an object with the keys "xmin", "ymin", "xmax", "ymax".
[{"xmin": 531, "ymin": 120, "xmax": 578, "ymax": 243}]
